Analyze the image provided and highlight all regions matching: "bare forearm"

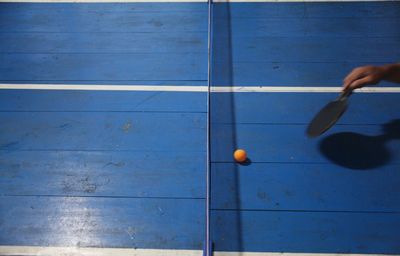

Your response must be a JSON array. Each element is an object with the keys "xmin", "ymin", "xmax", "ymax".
[
  {"xmin": 382, "ymin": 63, "xmax": 400, "ymax": 83},
  {"xmin": 343, "ymin": 63, "xmax": 400, "ymax": 90}
]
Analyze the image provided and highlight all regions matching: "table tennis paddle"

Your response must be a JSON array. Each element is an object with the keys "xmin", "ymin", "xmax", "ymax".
[{"xmin": 306, "ymin": 89, "xmax": 352, "ymax": 138}]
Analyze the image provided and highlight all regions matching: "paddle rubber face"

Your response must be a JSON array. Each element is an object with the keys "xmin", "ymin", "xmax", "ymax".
[{"xmin": 306, "ymin": 98, "xmax": 348, "ymax": 138}]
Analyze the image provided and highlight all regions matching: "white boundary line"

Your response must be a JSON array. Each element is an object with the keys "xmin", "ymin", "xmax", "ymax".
[
  {"xmin": 0, "ymin": 246, "xmax": 201, "ymax": 256},
  {"xmin": 0, "ymin": 0, "xmax": 397, "ymax": 2},
  {"xmin": 0, "ymin": 84, "xmax": 208, "ymax": 92},
  {"xmin": 216, "ymin": 253, "xmax": 399, "ymax": 256},
  {"xmin": 0, "ymin": 0, "xmax": 207, "ymax": 2},
  {"xmin": 212, "ymin": 86, "xmax": 400, "ymax": 93},
  {"xmin": 1, "ymin": 84, "xmax": 400, "ymax": 93},
  {"xmin": 213, "ymin": 0, "xmax": 399, "ymax": 2},
  {"xmin": 0, "ymin": 246, "xmax": 397, "ymax": 256}
]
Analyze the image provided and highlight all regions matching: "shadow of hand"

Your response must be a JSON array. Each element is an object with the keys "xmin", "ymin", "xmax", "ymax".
[{"xmin": 318, "ymin": 119, "xmax": 400, "ymax": 170}]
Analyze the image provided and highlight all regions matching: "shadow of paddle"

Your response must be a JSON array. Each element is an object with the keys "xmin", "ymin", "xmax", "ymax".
[{"xmin": 319, "ymin": 119, "xmax": 400, "ymax": 170}]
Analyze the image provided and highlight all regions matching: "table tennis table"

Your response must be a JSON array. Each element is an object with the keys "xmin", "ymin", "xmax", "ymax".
[{"xmin": 1, "ymin": 0, "xmax": 400, "ymax": 255}]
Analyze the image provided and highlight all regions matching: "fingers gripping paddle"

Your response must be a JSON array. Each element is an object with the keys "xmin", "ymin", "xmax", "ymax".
[{"xmin": 307, "ymin": 89, "xmax": 352, "ymax": 138}]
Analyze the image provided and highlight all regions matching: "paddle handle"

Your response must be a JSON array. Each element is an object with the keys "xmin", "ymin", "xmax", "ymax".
[{"xmin": 338, "ymin": 88, "xmax": 352, "ymax": 101}]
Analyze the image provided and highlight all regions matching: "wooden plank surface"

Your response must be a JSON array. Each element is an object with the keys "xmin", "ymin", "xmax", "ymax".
[
  {"xmin": 213, "ymin": 16, "xmax": 400, "ymax": 37},
  {"xmin": 1, "ymin": 0, "xmax": 400, "ymax": 254},
  {"xmin": 0, "ymin": 32, "xmax": 207, "ymax": 54},
  {"xmin": 0, "ymin": 53, "xmax": 206, "ymax": 82},
  {"xmin": 211, "ymin": 123, "xmax": 400, "ymax": 163},
  {"xmin": 211, "ymin": 210, "xmax": 400, "ymax": 254},
  {"xmin": 214, "ymin": 37, "xmax": 400, "ymax": 63},
  {"xmin": 0, "ymin": 3, "xmax": 207, "ymax": 84},
  {"xmin": 0, "ymin": 90, "xmax": 206, "ymax": 112},
  {"xmin": 0, "ymin": 196, "xmax": 204, "ymax": 249},
  {"xmin": 209, "ymin": 1, "xmax": 400, "ymax": 254},
  {"xmin": 212, "ymin": 2, "xmax": 400, "ymax": 86},
  {"xmin": 0, "ymin": 150, "xmax": 205, "ymax": 198},
  {"xmin": 0, "ymin": 2, "xmax": 208, "ymax": 251},
  {"xmin": 0, "ymin": 3, "xmax": 207, "ymax": 33},
  {"xmin": 211, "ymin": 162, "xmax": 400, "ymax": 211},
  {"xmin": 0, "ymin": 112, "xmax": 205, "ymax": 151},
  {"xmin": 0, "ymin": 3, "xmax": 206, "ymax": 13},
  {"xmin": 211, "ymin": 93, "xmax": 400, "ymax": 124},
  {"xmin": 214, "ymin": 2, "xmax": 400, "ymax": 18},
  {"xmin": 212, "ymin": 61, "xmax": 399, "ymax": 87}
]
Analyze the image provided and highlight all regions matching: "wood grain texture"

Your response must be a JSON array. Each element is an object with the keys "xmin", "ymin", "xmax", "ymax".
[
  {"xmin": 211, "ymin": 123, "xmax": 400, "ymax": 163},
  {"xmin": 211, "ymin": 162, "xmax": 400, "ymax": 211},
  {"xmin": 214, "ymin": 2, "xmax": 400, "ymax": 18},
  {"xmin": 0, "ymin": 90, "xmax": 206, "ymax": 112},
  {"xmin": 212, "ymin": 2, "xmax": 400, "ymax": 86},
  {"xmin": 0, "ymin": 3, "xmax": 207, "ymax": 33},
  {"xmin": 210, "ymin": 2, "xmax": 400, "ymax": 254},
  {"xmin": 0, "ymin": 196, "xmax": 204, "ymax": 249},
  {"xmin": 0, "ymin": 112, "xmax": 206, "ymax": 151},
  {"xmin": 0, "ymin": 150, "xmax": 205, "ymax": 198},
  {"xmin": 0, "ymin": 2, "xmax": 207, "ymax": 251},
  {"xmin": 211, "ymin": 93, "xmax": 400, "ymax": 124},
  {"xmin": 211, "ymin": 210, "xmax": 400, "ymax": 253},
  {"xmin": 0, "ymin": 53, "xmax": 207, "ymax": 82},
  {"xmin": 0, "ymin": 32, "xmax": 207, "ymax": 54},
  {"xmin": 1, "ymin": 1, "xmax": 400, "ymax": 253}
]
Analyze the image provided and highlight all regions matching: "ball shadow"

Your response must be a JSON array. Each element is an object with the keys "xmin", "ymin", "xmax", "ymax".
[{"xmin": 239, "ymin": 158, "xmax": 252, "ymax": 166}]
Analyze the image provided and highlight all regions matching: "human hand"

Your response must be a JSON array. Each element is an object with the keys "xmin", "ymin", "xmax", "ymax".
[{"xmin": 343, "ymin": 65, "xmax": 388, "ymax": 91}]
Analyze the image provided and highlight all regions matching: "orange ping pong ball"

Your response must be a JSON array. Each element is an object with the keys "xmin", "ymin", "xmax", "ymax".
[{"xmin": 234, "ymin": 149, "xmax": 247, "ymax": 163}]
